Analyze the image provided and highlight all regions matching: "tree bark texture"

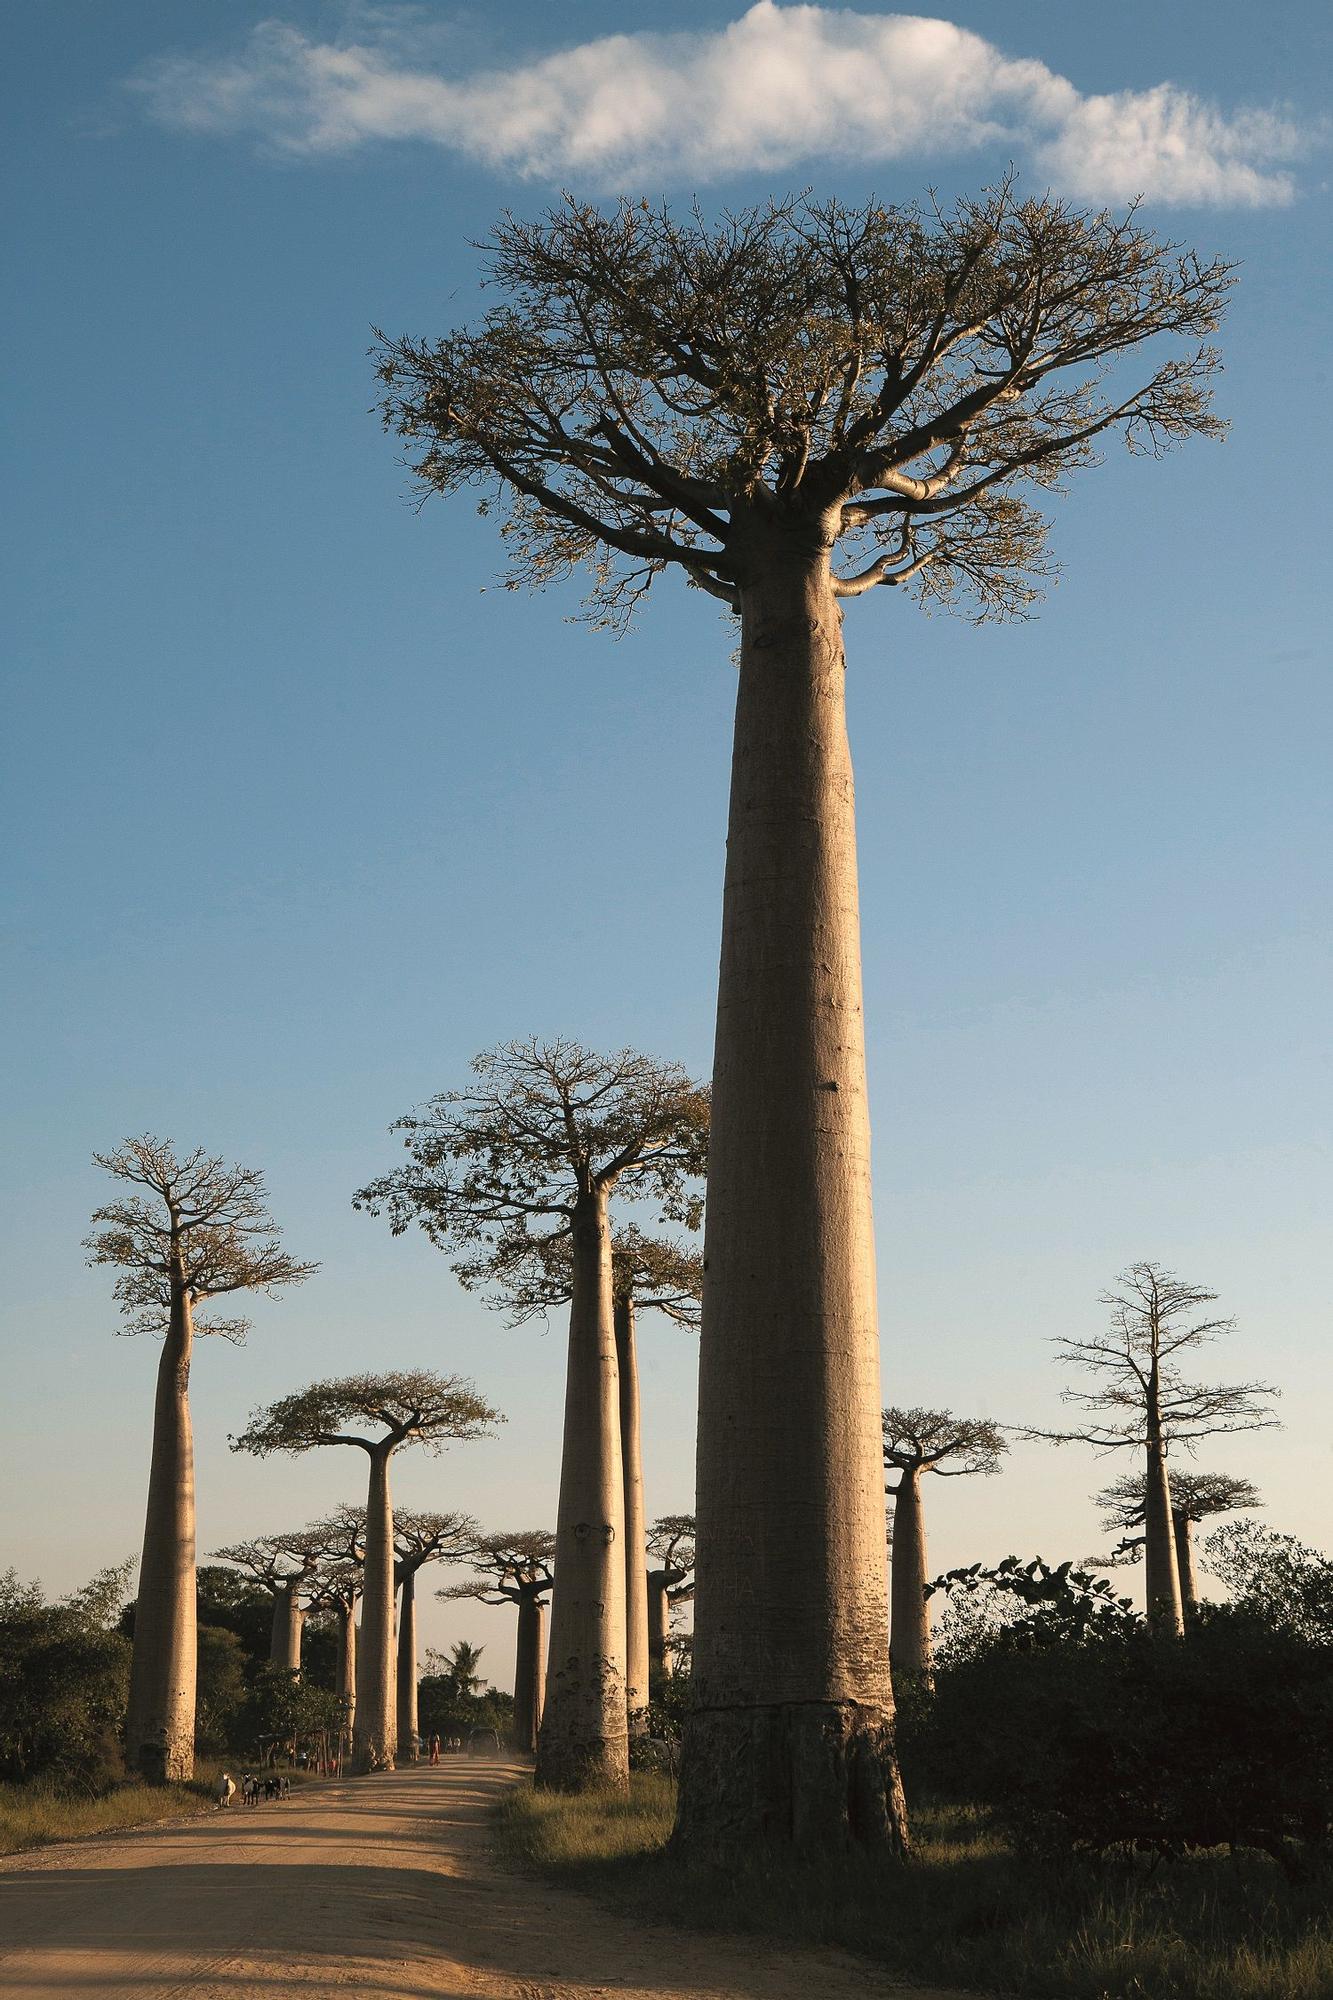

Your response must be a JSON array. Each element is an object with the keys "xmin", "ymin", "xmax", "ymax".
[
  {"xmin": 512, "ymin": 1595, "xmax": 547, "ymax": 1755},
  {"xmin": 536, "ymin": 1186, "xmax": 629, "ymax": 1792},
  {"xmin": 647, "ymin": 1572, "xmax": 672, "ymax": 1682},
  {"xmin": 396, "ymin": 1568, "xmax": 419, "ymax": 1758},
  {"xmin": 125, "ymin": 1274, "xmax": 197, "ymax": 1783},
  {"xmin": 353, "ymin": 1445, "xmax": 397, "ymax": 1772},
  {"xmin": 1144, "ymin": 1384, "xmax": 1184, "ymax": 1635},
  {"xmin": 1174, "ymin": 1512, "xmax": 1199, "ymax": 1613},
  {"xmin": 335, "ymin": 1601, "xmax": 357, "ymax": 1737},
  {"xmin": 615, "ymin": 1292, "xmax": 650, "ymax": 1733},
  {"xmin": 888, "ymin": 1469, "xmax": 931, "ymax": 1682},
  {"xmin": 269, "ymin": 1586, "xmax": 304, "ymax": 1674},
  {"xmin": 679, "ymin": 545, "xmax": 906, "ymax": 1855}
]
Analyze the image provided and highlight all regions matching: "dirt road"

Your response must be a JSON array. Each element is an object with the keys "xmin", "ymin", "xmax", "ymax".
[{"xmin": 0, "ymin": 1758, "xmax": 956, "ymax": 2000}]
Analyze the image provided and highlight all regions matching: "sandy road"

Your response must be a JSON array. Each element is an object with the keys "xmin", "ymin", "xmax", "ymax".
[{"xmin": 0, "ymin": 1758, "xmax": 958, "ymax": 2000}]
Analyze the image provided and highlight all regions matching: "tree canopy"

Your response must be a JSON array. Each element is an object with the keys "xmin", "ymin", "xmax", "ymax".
[
  {"xmin": 438, "ymin": 1530, "xmax": 556, "ymax": 1608},
  {"xmin": 375, "ymin": 185, "xmax": 1232, "ymax": 629},
  {"xmin": 1097, "ymin": 1468, "xmax": 1262, "ymax": 1533},
  {"xmin": 85, "ymin": 1135, "xmax": 316, "ymax": 1341},
  {"xmin": 882, "ymin": 1406, "xmax": 1008, "ymax": 1482},
  {"xmin": 461, "ymin": 1221, "xmax": 703, "ymax": 1327},
  {"xmin": 230, "ymin": 1371, "xmax": 502, "ymax": 1458}
]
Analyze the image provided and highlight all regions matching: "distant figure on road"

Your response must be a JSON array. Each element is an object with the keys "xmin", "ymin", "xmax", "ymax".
[
  {"xmin": 215, "ymin": 1772, "xmax": 236, "ymax": 1808},
  {"xmin": 428, "ymin": 1734, "xmax": 441, "ymax": 1765}
]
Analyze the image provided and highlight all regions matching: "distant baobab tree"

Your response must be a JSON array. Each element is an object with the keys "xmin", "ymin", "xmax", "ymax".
[
  {"xmin": 1025, "ymin": 1265, "xmax": 1277, "ymax": 1633},
  {"xmin": 212, "ymin": 1530, "xmax": 325, "ymax": 1673},
  {"xmin": 440, "ymin": 1530, "xmax": 556, "ymax": 1754},
  {"xmin": 1095, "ymin": 1467, "xmax": 1262, "ymax": 1613},
  {"xmin": 355, "ymin": 1039, "xmax": 707, "ymax": 1794},
  {"xmin": 645, "ymin": 1515, "xmax": 695, "ymax": 1688},
  {"xmin": 85, "ymin": 1136, "xmax": 315, "ymax": 1782},
  {"xmin": 394, "ymin": 1510, "xmax": 478, "ymax": 1758},
  {"xmin": 882, "ymin": 1408, "xmax": 1007, "ymax": 1681},
  {"xmin": 306, "ymin": 1505, "xmax": 366, "ymax": 1734},
  {"xmin": 231, "ymin": 1372, "xmax": 500, "ymax": 1773},
  {"xmin": 375, "ymin": 186, "xmax": 1233, "ymax": 1853},
  {"xmin": 467, "ymin": 1223, "xmax": 703, "ymax": 1732}
]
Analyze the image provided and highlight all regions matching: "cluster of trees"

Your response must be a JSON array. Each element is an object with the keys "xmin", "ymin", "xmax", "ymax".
[{"xmin": 55, "ymin": 181, "xmax": 1253, "ymax": 1864}]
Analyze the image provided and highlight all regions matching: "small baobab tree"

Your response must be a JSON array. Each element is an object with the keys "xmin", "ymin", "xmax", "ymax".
[
  {"xmin": 1095, "ymin": 1467, "xmax": 1262, "ymax": 1613},
  {"xmin": 355, "ymin": 1039, "xmax": 707, "ymax": 1794},
  {"xmin": 212, "ymin": 1530, "xmax": 325, "ymax": 1673},
  {"xmin": 645, "ymin": 1514, "xmax": 696, "ymax": 1688},
  {"xmin": 376, "ymin": 186, "xmax": 1232, "ymax": 1853},
  {"xmin": 394, "ymin": 1510, "xmax": 478, "ymax": 1759},
  {"xmin": 466, "ymin": 1224, "xmax": 703, "ymax": 1732},
  {"xmin": 1025, "ymin": 1265, "xmax": 1277, "ymax": 1634},
  {"xmin": 85, "ymin": 1136, "xmax": 315, "ymax": 1781},
  {"xmin": 882, "ymin": 1408, "xmax": 1007, "ymax": 1681},
  {"xmin": 440, "ymin": 1531, "xmax": 556, "ymax": 1754},
  {"xmin": 230, "ymin": 1372, "xmax": 500, "ymax": 1774},
  {"xmin": 306, "ymin": 1504, "xmax": 366, "ymax": 1737}
]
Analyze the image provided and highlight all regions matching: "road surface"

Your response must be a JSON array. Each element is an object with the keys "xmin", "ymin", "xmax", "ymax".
[{"xmin": 0, "ymin": 1757, "xmax": 956, "ymax": 2000}]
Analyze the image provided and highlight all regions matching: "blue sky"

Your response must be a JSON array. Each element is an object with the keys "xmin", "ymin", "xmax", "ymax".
[{"xmin": 3, "ymin": 2, "xmax": 1330, "ymax": 1680}]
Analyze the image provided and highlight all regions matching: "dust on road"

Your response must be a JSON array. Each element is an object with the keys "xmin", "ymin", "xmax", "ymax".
[{"xmin": 0, "ymin": 1757, "xmax": 958, "ymax": 2000}]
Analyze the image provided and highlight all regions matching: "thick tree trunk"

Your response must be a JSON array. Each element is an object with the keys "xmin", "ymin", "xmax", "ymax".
[
  {"xmin": 396, "ymin": 1567, "xmax": 419, "ymax": 1759},
  {"xmin": 679, "ymin": 542, "xmax": 906, "ymax": 1856},
  {"xmin": 269, "ymin": 1585, "xmax": 304, "ymax": 1674},
  {"xmin": 616, "ymin": 1291, "xmax": 650, "ymax": 1734},
  {"xmin": 352, "ymin": 1444, "xmax": 397, "ymax": 1772},
  {"xmin": 1174, "ymin": 1512, "xmax": 1199, "ymax": 1614},
  {"xmin": 512, "ymin": 1594, "xmax": 547, "ymax": 1755},
  {"xmin": 335, "ymin": 1599, "xmax": 357, "ymax": 1740},
  {"xmin": 888, "ymin": 1469, "xmax": 931, "ymax": 1682},
  {"xmin": 1143, "ymin": 1389, "xmax": 1184, "ymax": 1634},
  {"xmin": 125, "ymin": 1273, "xmax": 197, "ymax": 1783},
  {"xmin": 536, "ymin": 1184, "xmax": 629, "ymax": 1792},
  {"xmin": 647, "ymin": 1572, "xmax": 672, "ymax": 1682}
]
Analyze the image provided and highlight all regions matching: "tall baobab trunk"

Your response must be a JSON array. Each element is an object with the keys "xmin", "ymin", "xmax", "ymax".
[
  {"xmin": 536, "ymin": 1185, "xmax": 628, "ymax": 1791},
  {"xmin": 125, "ymin": 1265, "xmax": 197, "ymax": 1783},
  {"xmin": 335, "ymin": 1600, "xmax": 357, "ymax": 1739},
  {"xmin": 269, "ymin": 1585, "xmax": 304, "ymax": 1673},
  {"xmin": 512, "ymin": 1595, "xmax": 547, "ymax": 1755},
  {"xmin": 888, "ymin": 1468, "xmax": 932, "ymax": 1682},
  {"xmin": 396, "ymin": 1568, "xmax": 419, "ymax": 1759},
  {"xmin": 353, "ymin": 1444, "xmax": 397, "ymax": 1772},
  {"xmin": 681, "ymin": 543, "xmax": 906, "ymax": 1854},
  {"xmin": 1144, "ymin": 1374, "xmax": 1184, "ymax": 1635},
  {"xmin": 647, "ymin": 1572, "xmax": 672, "ymax": 1682},
  {"xmin": 615, "ymin": 1289, "xmax": 650, "ymax": 1733},
  {"xmin": 1174, "ymin": 1511, "xmax": 1200, "ymax": 1614}
]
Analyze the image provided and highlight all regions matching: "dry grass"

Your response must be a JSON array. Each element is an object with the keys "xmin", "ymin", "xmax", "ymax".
[
  {"xmin": 496, "ymin": 1779, "xmax": 1333, "ymax": 2000},
  {"xmin": 0, "ymin": 1760, "xmax": 320, "ymax": 1858}
]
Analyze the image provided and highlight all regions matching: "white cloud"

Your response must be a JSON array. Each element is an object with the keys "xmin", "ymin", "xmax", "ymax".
[{"xmin": 131, "ymin": 3, "xmax": 1311, "ymax": 207}]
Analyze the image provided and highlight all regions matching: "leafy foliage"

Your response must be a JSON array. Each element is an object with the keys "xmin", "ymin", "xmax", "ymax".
[
  {"xmin": 230, "ymin": 1371, "xmax": 502, "ymax": 1457},
  {"xmin": 882, "ymin": 1406, "xmax": 1008, "ymax": 1479},
  {"xmin": 1203, "ymin": 1519, "xmax": 1333, "ymax": 1643},
  {"xmin": 0, "ymin": 1565, "xmax": 133, "ymax": 1787}
]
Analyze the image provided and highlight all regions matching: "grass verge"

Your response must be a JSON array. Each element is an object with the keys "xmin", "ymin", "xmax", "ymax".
[
  {"xmin": 495, "ymin": 1777, "xmax": 1333, "ymax": 2000},
  {"xmin": 0, "ymin": 1759, "xmax": 320, "ymax": 1857}
]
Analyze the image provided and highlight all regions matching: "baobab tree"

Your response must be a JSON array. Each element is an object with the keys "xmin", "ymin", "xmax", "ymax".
[
  {"xmin": 230, "ymin": 1371, "xmax": 500, "ymax": 1773},
  {"xmin": 306, "ymin": 1504, "xmax": 366, "ymax": 1735},
  {"xmin": 355, "ymin": 1039, "xmax": 707, "ymax": 1793},
  {"xmin": 1025, "ymin": 1265, "xmax": 1277, "ymax": 1633},
  {"xmin": 394, "ymin": 1510, "xmax": 478, "ymax": 1759},
  {"xmin": 212, "ymin": 1530, "xmax": 325, "ymax": 1673},
  {"xmin": 1095, "ymin": 1468, "xmax": 1262, "ymax": 1613},
  {"xmin": 882, "ymin": 1408, "xmax": 1007, "ymax": 1681},
  {"xmin": 375, "ymin": 187, "xmax": 1232, "ymax": 1852},
  {"xmin": 85, "ymin": 1136, "xmax": 315, "ymax": 1781},
  {"xmin": 645, "ymin": 1515, "xmax": 696, "ymax": 1688},
  {"xmin": 465, "ymin": 1223, "xmax": 703, "ymax": 1732},
  {"xmin": 440, "ymin": 1530, "xmax": 556, "ymax": 1754}
]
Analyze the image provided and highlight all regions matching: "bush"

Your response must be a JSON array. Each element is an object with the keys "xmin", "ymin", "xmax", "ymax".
[{"xmin": 0, "ymin": 1566, "xmax": 132, "ymax": 1789}]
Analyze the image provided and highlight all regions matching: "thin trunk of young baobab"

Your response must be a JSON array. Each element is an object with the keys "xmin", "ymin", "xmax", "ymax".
[
  {"xmin": 647, "ymin": 1572, "xmax": 672, "ymax": 1681},
  {"xmin": 888, "ymin": 1468, "xmax": 931, "ymax": 1683},
  {"xmin": 537, "ymin": 1187, "xmax": 628, "ymax": 1791},
  {"xmin": 125, "ymin": 1253, "xmax": 197, "ymax": 1783},
  {"xmin": 1174, "ymin": 1511, "xmax": 1200, "ymax": 1614},
  {"xmin": 269, "ymin": 1586, "xmax": 304, "ymax": 1674},
  {"xmin": 1144, "ymin": 1368, "xmax": 1184, "ymax": 1635},
  {"xmin": 335, "ymin": 1602, "xmax": 357, "ymax": 1737},
  {"xmin": 512, "ymin": 1596, "xmax": 547, "ymax": 1755},
  {"xmin": 396, "ymin": 1570, "xmax": 419, "ymax": 1758},
  {"xmin": 353, "ymin": 1446, "xmax": 397, "ymax": 1773},
  {"xmin": 683, "ymin": 542, "xmax": 906, "ymax": 1853},
  {"xmin": 615, "ymin": 1290, "xmax": 650, "ymax": 1734}
]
